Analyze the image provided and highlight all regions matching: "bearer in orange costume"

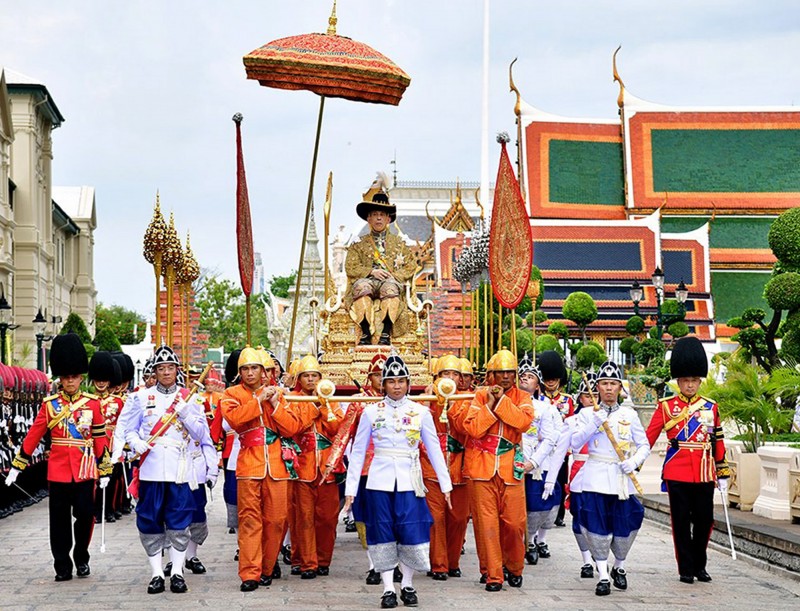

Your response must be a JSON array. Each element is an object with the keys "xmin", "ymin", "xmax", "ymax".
[
  {"xmin": 463, "ymin": 349, "xmax": 533, "ymax": 591},
  {"xmin": 286, "ymin": 355, "xmax": 344, "ymax": 579},
  {"xmin": 421, "ymin": 354, "xmax": 470, "ymax": 580},
  {"xmin": 219, "ymin": 347, "xmax": 318, "ymax": 592}
]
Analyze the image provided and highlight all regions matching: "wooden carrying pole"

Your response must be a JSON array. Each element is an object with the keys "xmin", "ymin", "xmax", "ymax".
[{"xmin": 581, "ymin": 371, "xmax": 644, "ymax": 495}]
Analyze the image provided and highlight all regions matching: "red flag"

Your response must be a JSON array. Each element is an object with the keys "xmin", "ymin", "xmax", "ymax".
[
  {"xmin": 488, "ymin": 134, "xmax": 532, "ymax": 308},
  {"xmin": 233, "ymin": 113, "xmax": 254, "ymax": 296}
]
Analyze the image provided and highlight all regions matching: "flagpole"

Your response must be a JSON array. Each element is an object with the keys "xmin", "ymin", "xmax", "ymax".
[
  {"xmin": 288, "ymin": 95, "xmax": 325, "ymax": 363},
  {"xmin": 480, "ymin": 0, "xmax": 490, "ymax": 216},
  {"xmin": 483, "ymin": 282, "xmax": 488, "ymax": 364}
]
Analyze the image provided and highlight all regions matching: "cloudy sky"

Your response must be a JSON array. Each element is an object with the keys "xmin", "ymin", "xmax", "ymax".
[{"xmin": 3, "ymin": 1, "xmax": 800, "ymax": 318}]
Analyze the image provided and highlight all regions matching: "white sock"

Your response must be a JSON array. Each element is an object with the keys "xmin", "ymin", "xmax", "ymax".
[
  {"xmin": 367, "ymin": 550, "xmax": 374, "ymax": 571},
  {"xmin": 537, "ymin": 529, "xmax": 547, "ymax": 543},
  {"xmin": 169, "ymin": 546, "xmax": 186, "ymax": 577},
  {"xmin": 380, "ymin": 569, "xmax": 395, "ymax": 593},
  {"xmin": 399, "ymin": 562, "xmax": 414, "ymax": 589},
  {"xmin": 596, "ymin": 559, "xmax": 609, "ymax": 581},
  {"xmin": 186, "ymin": 540, "xmax": 198, "ymax": 560},
  {"xmin": 148, "ymin": 554, "xmax": 164, "ymax": 578},
  {"xmin": 581, "ymin": 550, "xmax": 593, "ymax": 565},
  {"xmin": 614, "ymin": 558, "xmax": 625, "ymax": 571},
  {"xmin": 283, "ymin": 531, "xmax": 291, "ymax": 546}
]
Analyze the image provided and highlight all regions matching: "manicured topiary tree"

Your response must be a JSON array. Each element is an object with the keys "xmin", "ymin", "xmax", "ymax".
[
  {"xmin": 536, "ymin": 333, "xmax": 563, "ymax": 355},
  {"xmin": 562, "ymin": 291, "xmax": 597, "ymax": 343},
  {"xmin": 94, "ymin": 327, "xmax": 122, "ymax": 352}
]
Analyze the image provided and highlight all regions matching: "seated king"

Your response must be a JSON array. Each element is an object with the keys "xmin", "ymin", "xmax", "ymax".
[{"xmin": 345, "ymin": 181, "xmax": 416, "ymax": 346}]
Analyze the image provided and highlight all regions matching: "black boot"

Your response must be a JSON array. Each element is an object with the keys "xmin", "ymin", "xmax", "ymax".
[
  {"xmin": 379, "ymin": 318, "xmax": 393, "ymax": 346},
  {"xmin": 359, "ymin": 320, "xmax": 372, "ymax": 345}
]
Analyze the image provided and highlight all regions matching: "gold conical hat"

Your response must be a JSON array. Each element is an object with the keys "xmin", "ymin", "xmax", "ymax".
[
  {"xmin": 436, "ymin": 354, "xmax": 462, "ymax": 375},
  {"xmin": 238, "ymin": 347, "xmax": 263, "ymax": 369},
  {"xmin": 487, "ymin": 349, "xmax": 517, "ymax": 372},
  {"xmin": 256, "ymin": 346, "xmax": 275, "ymax": 370},
  {"xmin": 296, "ymin": 354, "xmax": 321, "ymax": 375},
  {"xmin": 459, "ymin": 358, "xmax": 474, "ymax": 375}
]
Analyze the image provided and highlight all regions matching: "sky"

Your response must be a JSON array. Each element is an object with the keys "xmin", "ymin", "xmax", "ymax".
[{"xmin": 2, "ymin": 0, "xmax": 800, "ymax": 319}]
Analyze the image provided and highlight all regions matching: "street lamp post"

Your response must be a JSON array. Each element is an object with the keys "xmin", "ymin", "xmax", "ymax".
[
  {"xmin": 0, "ymin": 283, "xmax": 19, "ymax": 364},
  {"xmin": 630, "ymin": 267, "xmax": 689, "ymax": 339},
  {"xmin": 32, "ymin": 307, "xmax": 55, "ymax": 372}
]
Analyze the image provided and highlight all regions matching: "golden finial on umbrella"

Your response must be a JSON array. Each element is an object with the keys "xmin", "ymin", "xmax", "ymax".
[
  {"xmin": 178, "ymin": 232, "xmax": 200, "ymax": 366},
  {"xmin": 143, "ymin": 192, "xmax": 167, "ymax": 344},
  {"xmin": 162, "ymin": 212, "xmax": 183, "ymax": 345}
]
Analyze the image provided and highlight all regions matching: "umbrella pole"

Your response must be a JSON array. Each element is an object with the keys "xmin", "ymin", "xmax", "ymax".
[{"xmin": 287, "ymin": 95, "xmax": 326, "ymax": 362}]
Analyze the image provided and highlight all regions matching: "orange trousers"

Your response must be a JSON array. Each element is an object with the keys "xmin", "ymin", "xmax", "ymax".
[
  {"xmin": 468, "ymin": 475, "xmax": 526, "ymax": 585},
  {"xmin": 426, "ymin": 481, "xmax": 470, "ymax": 573},
  {"xmin": 237, "ymin": 477, "xmax": 288, "ymax": 582},
  {"xmin": 290, "ymin": 477, "xmax": 340, "ymax": 571}
]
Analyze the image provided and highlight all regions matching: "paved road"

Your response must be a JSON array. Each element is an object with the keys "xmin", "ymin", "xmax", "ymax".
[{"xmin": 2, "ymin": 489, "xmax": 799, "ymax": 610}]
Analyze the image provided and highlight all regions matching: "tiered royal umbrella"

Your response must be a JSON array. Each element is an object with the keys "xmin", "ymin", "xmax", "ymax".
[{"xmin": 242, "ymin": 1, "xmax": 411, "ymax": 360}]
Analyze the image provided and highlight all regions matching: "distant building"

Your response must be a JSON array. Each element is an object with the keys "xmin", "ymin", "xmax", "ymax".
[
  {"xmin": 0, "ymin": 68, "xmax": 97, "ymax": 368},
  {"xmin": 253, "ymin": 251, "xmax": 265, "ymax": 294}
]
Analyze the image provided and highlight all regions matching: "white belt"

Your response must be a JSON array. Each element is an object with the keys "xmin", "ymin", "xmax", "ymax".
[
  {"xmin": 588, "ymin": 453, "xmax": 619, "ymax": 465},
  {"xmin": 588, "ymin": 453, "xmax": 629, "ymax": 500},
  {"xmin": 154, "ymin": 437, "xmax": 183, "ymax": 448},
  {"xmin": 374, "ymin": 447, "xmax": 415, "ymax": 458},
  {"xmin": 573, "ymin": 454, "xmax": 588, "ymax": 462},
  {"xmin": 373, "ymin": 446, "xmax": 427, "ymax": 498}
]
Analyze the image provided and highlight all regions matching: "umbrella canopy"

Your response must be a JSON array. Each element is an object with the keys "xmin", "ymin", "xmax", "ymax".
[{"xmin": 243, "ymin": 32, "xmax": 410, "ymax": 105}]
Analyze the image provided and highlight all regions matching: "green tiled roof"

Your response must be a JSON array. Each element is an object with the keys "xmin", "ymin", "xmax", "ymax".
[
  {"xmin": 712, "ymin": 271, "xmax": 770, "ymax": 322},
  {"xmin": 661, "ymin": 216, "xmax": 775, "ymax": 249},
  {"xmin": 548, "ymin": 140, "xmax": 624, "ymax": 205},
  {"xmin": 651, "ymin": 129, "xmax": 800, "ymax": 193}
]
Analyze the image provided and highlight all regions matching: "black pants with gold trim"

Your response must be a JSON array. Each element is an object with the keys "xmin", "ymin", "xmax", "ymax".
[
  {"xmin": 665, "ymin": 480, "xmax": 715, "ymax": 577},
  {"xmin": 49, "ymin": 480, "xmax": 95, "ymax": 576}
]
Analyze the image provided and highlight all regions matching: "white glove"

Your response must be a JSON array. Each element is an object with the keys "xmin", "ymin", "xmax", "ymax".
[
  {"xmin": 718, "ymin": 478, "xmax": 729, "ymax": 493},
  {"xmin": 542, "ymin": 481, "xmax": 555, "ymax": 500},
  {"xmin": 620, "ymin": 458, "xmax": 637, "ymax": 474},
  {"xmin": 129, "ymin": 438, "xmax": 151, "ymax": 455},
  {"xmin": 174, "ymin": 400, "xmax": 189, "ymax": 416},
  {"xmin": 592, "ymin": 409, "xmax": 608, "ymax": 428},
  {"xmin": 206, "ymin": 474, "xmax": 218, "ymax": 489},
  {"xmin": 99, "ymin": 476, "xmax": 110, "ymax": 489},
  {"xmin": 4, "ymin": 468, "xmax": 20, "ymax": 487}
]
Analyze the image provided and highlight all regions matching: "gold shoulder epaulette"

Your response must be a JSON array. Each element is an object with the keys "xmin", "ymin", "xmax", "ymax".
[
  {"xmin": 44, "ymin": 393, "xmax": 59, "ymax": 402},
  {"xmin": 83, "ymin": 391, "xmax": 98, "ymax": 399}
]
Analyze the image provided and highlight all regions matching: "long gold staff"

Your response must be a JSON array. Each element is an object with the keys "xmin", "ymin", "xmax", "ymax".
[{"xmin": 581, "ymin": 371, "xmax": 644, "ymax": 495}]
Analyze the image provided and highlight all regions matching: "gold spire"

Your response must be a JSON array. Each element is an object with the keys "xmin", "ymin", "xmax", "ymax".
[
  {"xmin": 509, "ymin": 58, "xmax": 522, "ymax": 118},
  {"xmin": 474, "ymin": 187, "xmax": 485, "ymax": 220},
  {"xmin": 327, "ymin": 0, "xmax": 338, "ymax": 36},
  {"xmin": 613, "ymin": 45, "xmax": 626, "ymax": 109},
  {"xmin": 143, "ymin": 191, "xmax": 166, "ymax": 264},
  {"xmin": 162, "ymin": 212, "xmax": 184, "ymax": 274}
]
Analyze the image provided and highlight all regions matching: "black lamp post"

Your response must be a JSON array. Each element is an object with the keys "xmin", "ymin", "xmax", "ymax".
[
  {"xmin": 630, "ymin": 268, "xmax": 689, "ymax": 339},
  {"xmin": 0, "ymin": 283, "xmax": 19, "ymax": 365},
  {"xmin": 33, "ymin": 307, "xmax": 52, "ymax": 372},
  {"xmin": 135, "ymin": 359, "xmax": 142, "ymax": 386}
]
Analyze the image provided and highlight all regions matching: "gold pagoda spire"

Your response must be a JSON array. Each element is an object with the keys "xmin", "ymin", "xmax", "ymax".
[
  {"xmin": 613, "ymin": 45, "xmax": 626, "ymax": 109},
  {"xmin": 327, "ymin": 0, "xmax": 338, "ymax": 36}
]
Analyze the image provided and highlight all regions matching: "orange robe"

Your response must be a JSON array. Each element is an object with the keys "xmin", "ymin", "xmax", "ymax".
[
  {"xmin": 288, "ymin": 398, "xmax": 344, "ymax": 572},
  {"xmin": 421, "ymin": 398, "xmax": 470, "ymax": 574},
  {"xmin": 220, "ymin": 384, "xmax": 317, "ymax": 582},
  {"xmin": 463, "ymin": 387, "xmax": 533, "ymax": 585}
]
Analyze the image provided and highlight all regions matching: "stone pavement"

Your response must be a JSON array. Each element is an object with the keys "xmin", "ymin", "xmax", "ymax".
[{"xmin": 2, "ymin": 489, "xmax": 800, "ymax": 611}]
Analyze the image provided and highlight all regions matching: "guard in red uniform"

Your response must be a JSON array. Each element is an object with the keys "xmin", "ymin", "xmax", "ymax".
[
  {"xmin": 646, "ymin": 336, "xmax": 730, "ymax": 584},
  {"xmin": 6, "ymin": 334, "xmax": 112, "ymax": 581}
]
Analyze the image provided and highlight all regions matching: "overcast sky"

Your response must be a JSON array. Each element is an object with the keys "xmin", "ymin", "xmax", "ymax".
[{"xmin": 3, "ymin": 1, "xmax": 800, "ymax": 318}]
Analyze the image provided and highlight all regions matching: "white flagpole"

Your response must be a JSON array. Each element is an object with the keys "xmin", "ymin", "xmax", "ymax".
[{"xmin": 480, "ymin": 0, "xmax": 490, "ymax": 215}]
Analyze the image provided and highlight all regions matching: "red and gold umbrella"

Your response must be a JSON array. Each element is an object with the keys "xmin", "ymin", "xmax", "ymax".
[{"xmin": 242, "ymin": 1, "xmax": 411, "ymax": 360}]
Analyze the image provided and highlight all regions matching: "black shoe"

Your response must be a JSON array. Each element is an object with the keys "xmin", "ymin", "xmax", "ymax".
[
  {"xmin": 147, "ymin": 575, "xmax": 165, "ymax": 594},
  {"xmin": 240, "ymin": 579, "xmax": 259, "ymax": 592},
  {"xmin": 345, "ymin": 521, "xmax": 357, "ymax": 533},
  {"xmin": 679, "ymin": 575, "xmax": 694, "ymax": 584},
  {"xmin": 76, "ymin": 563, "xmax": 90, "ymax": 578},
  {"xmin": 378, "ymin": 333, "xmax": 391, "ymax": 346},
  {"xmin": 234, "ymin": 549, "xmax": 239, "ymax": 561},
  {"xmin": 507, "ymin": 574, "xmax": 523, "ymax": 588},
  {"xmin": 290, "ymin": 565, "xmax": 301, "ymax": 576},
  {"xmin": 393, "ymin": 566, "xmax": 402, "ymax": 583},
  {"xmin": 448, "ymin": 568, "xmax": 461, "ymax": 578},
  {"xmin": 537, "ymin": 542, "xmax": 551, "ymax": 558},
  {"xmin": 381, "ymin": 591, "xmax": 398, "ymax": 609},
  {"xmin": 611, "ymin": 567, "xmax": 627, "ymax": 590},
  {"xmin": 503, "ymin": 566, "xmax": 509, "ymax": 581},
  {"xmin": 170, "ymin": 574, "xmax": 188, "ymax": 593},
  {"xmin": 228, "ymin": 527, "xmax": 236, "ymax": 534},
  {"xmin": 580, "ymin": 563, "xmax": 594, "ymax": 579},
  {"xmin": 104, "ymin": 514, "xmax": 116, "ymax": 523},
  {"xmin": 282, "ymin": 545, "xmax": 292, "ymax": 565},
  {"xmin": 300, "ymin": 569, "xmax": 317, "ymax": 580},
  {"xmin": 479, "ymin": 573, "xmax": 487, "ymax": 584},
  {"xmin": 121, "ymin": 507, "xmax": 132, "ymax": 515},
  {"xmin": 55, "ymin": 572, "xmax": 73, "ymax": 582},
  {"xmin": 359, "ymin": 321, "xmax": 373, "ymax": 346},
  {"xmin": 316, "ymin": 566, "xmax": 329, "ymax": 576},
  {"xmin": 554, "ymin": 518, "xmax": 566, "ymax": 527},
  {"xmin": 525, "ymin": 546, "xmax": 539, "ymax": 565},
  {"xmin": 400, "ymin": 587, "xmax": 418, "ymax": 607},
  {"xmin": 695, "ymin": 570, "xmax": 712, "ymax": 582},
  {"xmin": 485, "ymin": 582, "xmax": 502, "ymax": 592},
  {"xmin": 114, "ymin": 511, "xmax": 122, "ymax": 519},
  {"xmin": 431, "ymin": 571, "xmax": 447, "ymax": 581},
  {"xmin": 185, "ymin": 557, "xmax": 206, "ymax": 574},
  {"xmin": 366, "ymin": 568, "xmax": 382, "ymax": 585},
  {"xmin": 259, "ymin": 574, "xmax": 272, "ymax": 587},
  {"xmin": 272, "ymin": 563, "xmax": 281, "ymax": 579},
  {"xmin": 164, "ymin": 562, "xmax": 172, "ymax": 577},
  {"xmin": 595, "ymin": 579, "xmax": 611, "ymax": 596}
]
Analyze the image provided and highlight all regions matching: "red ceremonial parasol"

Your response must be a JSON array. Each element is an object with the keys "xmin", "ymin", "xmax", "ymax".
[{"xmin": 242, "ymin": 1, "xmax": 411, "ymax": 360}]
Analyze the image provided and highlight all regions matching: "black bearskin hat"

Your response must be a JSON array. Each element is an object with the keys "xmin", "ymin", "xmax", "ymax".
[
  {"xmin": 50, "ymin": 333, "xmax": 88, "ymax": 377},
  {"xmin": 670, "ymin": 336, "xmax": 708, "ymax": 379},
  {"xmin": 225, "ymin": 349, "xmax": 242, "ymax": 386},
  {"xmin": 110, "ymin": 352, "xmax": 131, "ymax": 383},
  {"xmin": 110, "ymin": 358, "xmax": 123, "ymax": 387},
  {"xmin": 538, "ymin": 350, "xmax": 567, "ymax": 386},
  {"xmin": 88, "ymin": 351, "xmax": 115, "ymax": 383}
]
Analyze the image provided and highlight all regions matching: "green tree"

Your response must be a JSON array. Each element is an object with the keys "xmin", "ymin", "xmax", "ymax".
[
  {"xmin": 60, "ymin": 312, "xmax": 91, "ymax": 343},
  {"xmin": 95, "ymin": 303, "xmax": 147, "ymax": 344},
  {"xmin": 195, "ymin": 275, "xmax": 270, "ymax": 352},
  {"xmin": 562, "ymin": 291, "xmax": 598, "ymax": 342},
  {"xmin": 270, "ymin": 271, "xmax": 297, "ymax": 299},
  {"xmin": 93, "ymin": 327, "xmax": 122, "ymax": 352}
]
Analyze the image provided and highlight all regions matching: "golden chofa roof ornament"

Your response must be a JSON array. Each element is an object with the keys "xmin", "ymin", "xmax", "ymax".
[
  {"xmin": 162, "ymin": 212, "xmax": 184, "ymax": 275},
  {"xmin": 179, "ymin": 231, "xmax": 200, "ymax": 286},
  {"xmin": 143, "ymin": 192, "xmax": 167, "ymax": 264},
  {"xmin": 612, "ymin": 45, "xmax": 626, "ymax": 109}
]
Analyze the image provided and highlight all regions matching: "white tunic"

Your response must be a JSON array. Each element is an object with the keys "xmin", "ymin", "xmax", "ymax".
[
  {"xmin": 118, "ymin": 384, "xmax": 209, "ymax": 484},
  {"xmin": 570, "ymin": 403, "xmax": 650, "ymax": 497},
  {"xmin": 345, "ymin": 395, "xmax": 452, "ymax": 497},
  {"xmin": 222, "ymin": 418, "xmax": 241, "ymax": 470},
  {"xmin": 522, "ymin": 396, "xmax": 561, "ymax": 475}
]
